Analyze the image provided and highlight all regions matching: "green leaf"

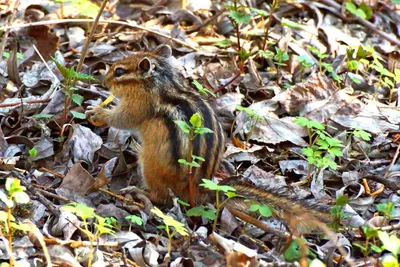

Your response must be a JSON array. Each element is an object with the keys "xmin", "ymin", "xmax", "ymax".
[
  {"xmin": 29, "ymin": 147, "xmax": 38, "ymax": 158},
  {"xmin": 229, "ymin": 10, "xmax": 252, "ymax": 25},
  {"xmin": 249, "ymin": 204, "xmax": 259, "ymax": 212},
  {"xmin": 294, "ymin": 116, "xmax": 310, "ymax": 127},
  {"xmin": 12, "ymin": 191, "xmax": 30, "ymax": 204},
  {"xmin": 328, "ymin": 147, "xmax": 343, "ymax": 157},
  {"xmin": 32, "ymin": 113, "xmax": 53, "ymax": 119},
  {"xmin": 125, "ymin": 215, "xmax": 143, "ymax": 226},
  {"xmin": 187, "ymin": 206, "xmax": 216, "ymax": 220},
  {"xmin": 53, "ymin": 58, "xmax": 74, "ymax": 80},
  {"xmin": 177, "ymin": 199, "xmax": 190, "ymax": 207},
  {"xmin": 258, "ymin": 205, "xmax": 273, "ymax": 217},
  {"xmin": 239, "ymin": 48, "xmax": 251, "ymax": 61},
  {"xmin": 192, "ymin": 155, "xmax": 205, "ymax": 161},
  {"xmin": 359, "ymin": 3, "xmax": 373, "ymax": 20},
  {"xmin": 74, "ymin": 71, "xmax": 96, "ymax": 82},
  {"xmin": 353, "ymin": 129, "xmax": 371, "ymax": 141},
  {"xmin": 61, "ymin": 203, "xmax": 95, "ymax": 221},
  {"xmin": 250, "ymin": 7, "xmax": 268, "ymax": 17},
  {"xmin": 195, "ymin": 127, "xmax": 214, "ymax": 135},
  {"xmin": 225, "ymin": 191, "xmax": 240, "ymax": 199},
  {"xmin": 71, "ymin": 94, "xmax": 84, "ymax": 106},
  {"xmin": 348, "ymin": 72, "xmax": 362, "ymax": 84},
  {"xmin": 174, "ymin": 120, "xmax": 191, "ymax": 134},
  {"xmin": 345, "ymin": 1, "xmax": 366, "ymax": 19},
  {"xmin": 281, "ymin": 18, "xmax": 303, "ymax": 29},
  {"xmin": 298, "ymin": 55, "xmax": 314, "ymax": 68},
  {"xmin": 2, "ymin": 51, "xmax": 24, "ymax": 59},
  {"xmin": 152, "ymin": 207, "xmax": 188, "ymax": 236},
  {"xmin": 213, "ymin": 39, "xmax": 232, "ymax": 49},
  {"xmin": 378, "ymin": 231, "xmax": 400, "ymax": 256},
  {"xmin": 258, "ymin": 50, "xmax": 274, "ymax": 59},
  {"xmin": 336, "ymin": 194, "xmax": 349, "ymax": 206},
  {"xmin": 347, "ymin": 60, "xmax": 359, "ymax": 71},
  {"xmin": 178, "ymin": 159, "xmax": 200, "ymax": 168},
  {"xmin": 192, "ymin": 80, "xmax": 204, "ymax": 90},
  {"xmin": 190, "ymin": 113, "xmax": 203, "ymax": 128},
  {"xmin": 70, "ymin": 111, "xmax": 86, "ymax": 119},
  {"xmin": 200, "ymin": 179, "xmax": 236, "ymax": 193}
]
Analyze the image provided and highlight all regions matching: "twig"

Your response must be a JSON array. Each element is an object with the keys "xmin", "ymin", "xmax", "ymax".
[
  {"xmin": 32, "ymin": 45, "xmax": 59, "ymax": 82},
  {"xmin": 74, "ymin": 0, "xmax": 108, "ymax": 74},
  {"xmin": 215, "ymin": 71, "xmax": 241, "ymax": 93},
  {"xmin": 185, "ymin": 9, "xmax": 225, "ymax": 34},
  {"xmin": 0, "ymin": 98, "xmax": 50, "ymax": 108},
  {"xmin": 317, "ymin": 0, "xmax": 400, "ymax": 46},
  {"xmin": 384, "ymin": 142, "xmax": 400, "ymax": 178},
  {"xmin": 0, "ymin": 19, "xmax": 200, "ymax": 51}
]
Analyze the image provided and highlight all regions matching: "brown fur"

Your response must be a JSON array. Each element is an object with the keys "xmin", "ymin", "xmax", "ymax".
[
  {"xmin": 222, "ymin": 179, "xmax": 334, "ymax": 235},
  {"xmin": 86, "ymin": 45, "xmax": 224, "ymax": 204}
]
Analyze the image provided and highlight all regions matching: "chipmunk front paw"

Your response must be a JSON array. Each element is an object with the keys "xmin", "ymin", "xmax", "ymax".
[{"xmin": 86, "ymin": 105, "xmax": 108, "ymax": 126}]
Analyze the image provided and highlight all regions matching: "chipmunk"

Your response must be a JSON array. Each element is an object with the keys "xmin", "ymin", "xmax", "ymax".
[
  {"xmin": 86, "ymin": 44, "xmax": 225, "ymax": 205},
  {"xmin": 86, "ymin": 45, "xmax": 337, "ymax": 237}
]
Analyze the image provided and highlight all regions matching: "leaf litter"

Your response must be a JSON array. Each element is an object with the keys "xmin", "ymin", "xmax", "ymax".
[{"xmin": 0, "ymin": 0, "xmax": 400, "ymax": 266}]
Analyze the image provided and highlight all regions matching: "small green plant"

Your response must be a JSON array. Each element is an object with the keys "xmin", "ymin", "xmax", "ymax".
[
  {"xmin": 329, "ymin": 194, "xmax": 351, "ymax": 231},
  {"xmin": 105, "ymin": 217, "xmax": 120, "ymax": 231},
  {"xmin": 175, "ymin": 113, "xmax": 213, "ymax": 206},
  {"xmin": 249, "ymin": 202, "xmax": 273, "ymax": 217},
  {"xmin": 273, "ymin": 47, "xmax": 289, "ymax": 86},
  {"xmin": 192, "ymin": 80, "xmax": 216, "ymax": 97},
  {"xmin": 294, "ymin": 117, "xmax": 344, "ymax": 181},
  {"xmin": 53, "ymin": 58, "xmax": 95, "ymax": 134},
  {"xmin": 349, "ymin": 128, "xmax": 371, "ymax": 141},
  {"xmin": 0, "ymin": 178, "xmax": 30, "ymax": 267},
  {"xmin": 353, "ymin": 225, "xmax": 379, "ymax": 260},
  {"xmin": 190, "ymin": 179, "xmax": 239, "ymax": 231},
  {"xmin": 213, "ymin": 39, "xmax": 232, "ymax": 49},
  {"xmin": 376, "ymin": 231, "xmax": 400, "ymax": 266},
  {"xmin": 61, "ymin": 203, "xmax": 114, "ymax": 266},
  {"xmin": 298, "ymin": 55, "xmax": 314, "ymax": 81},
  {"xmin": 345, "ymin": 1, "xmax": 373, "ymax": 20},
  {"xmin": 307, "ymin": 46, "xmax": 342, "ymax": 82},
  {"xmin": 283, "ymin": 237, "xmax": 315, "ymax": 263},
  {"xmin": 125, "ymin": 215, "xmax": 143, "ymax": 231},
  {"xmin": 376, "ymin": 202, "xmax": 395, "ymax": 220},
  {"xmin": 354, "ymin": 226, "xmax": 400, "ymax": 266},
  {"xmin": 151, "ymin": 207, "xmax": 188, "ymax": 255}
]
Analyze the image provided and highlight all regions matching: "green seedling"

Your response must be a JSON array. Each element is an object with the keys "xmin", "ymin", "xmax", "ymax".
[
  {"xmin": 61, "ymin": 203, "xmax": 114, "ymax": 266},
  {"xmin": 53, "ymin": 58, "xmax": 95, "ymax": 132},
  {"xmin": 192, "ymin": 80, "xmax": 216, "ymax": 97},
  {"xmin": 294, "ymin": 117, "xmax": 344, "ymax": 181},
  {"xmin": 151, "ymin": 207, "xmax": 188, "ymax": 255},
  {"xmin": 329, "ymin": 194, "xmax": 351, "ymax": 231},
  {"xmin": 0, "ymin": 178, "xmax": 30, "ymax": 267},
  {"xmin": 273, "ymin": 47, "xmax": 289, "ymax": 87},
  {"xmin": 125, "ymin": 215, "xmax": 143, "ymax": 232},
  {"xmin": 197, "ymin": 179, "xmax": 240, "ymax": 231},
  {"xmin": 175, "ymin": 113, "xmax": 213, "ymax": 206}
]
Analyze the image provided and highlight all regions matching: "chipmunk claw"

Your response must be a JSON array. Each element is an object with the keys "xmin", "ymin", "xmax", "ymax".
[{"xmin": 86, "ymin": 105, "xmax": 107, "ymax": 126}]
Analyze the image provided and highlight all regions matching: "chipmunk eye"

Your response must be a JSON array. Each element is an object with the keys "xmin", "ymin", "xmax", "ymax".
[{"xmin": 114, "ymin": 67, "xmax": 126, "ymax": 77}]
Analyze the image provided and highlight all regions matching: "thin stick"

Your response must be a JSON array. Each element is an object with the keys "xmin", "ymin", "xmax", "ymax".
[
  {"xmin": 33, "ymin": 45, "xmax": 58, "ymax": 81},
  {"xmin": 0, "ymin": 19, "xmax": 200, "ymax": 51}
]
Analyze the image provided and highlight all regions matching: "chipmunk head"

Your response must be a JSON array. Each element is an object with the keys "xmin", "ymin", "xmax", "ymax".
[{"xmin": 103, "ymin": 44, "xmax": 173, "ymax": 98}]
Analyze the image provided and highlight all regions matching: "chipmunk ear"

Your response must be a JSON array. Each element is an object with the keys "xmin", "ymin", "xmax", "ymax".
[
  {"xmin": 138, "ymin": 57, "xmax": 152, "ymax": 72},
  {"xmin": 154, "ymin": 44, "xmax": 172, "ymax": 58}
]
